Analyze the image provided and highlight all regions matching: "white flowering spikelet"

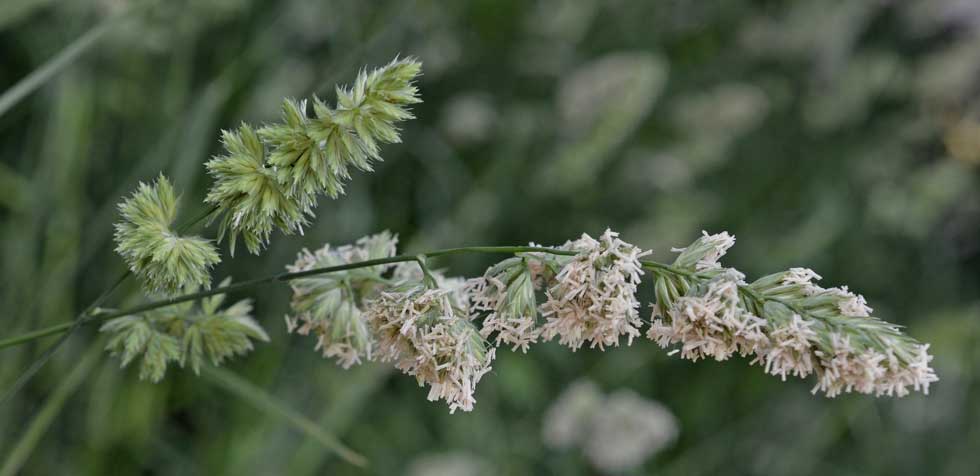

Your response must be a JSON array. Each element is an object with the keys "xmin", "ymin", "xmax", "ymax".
[
  {"xmin": 365, "ymin": 280, "xmax": 495, "ymax": 413},
  {"xmin": 285, "ymin": 232, "xmax": 398, "ymax": 368},
  {"xmin": 670, "ymin": 230, "xmax": 736, "ymax": 271},
  {"xmin": 468, "ymin": 257, "xmax": 542, "ymax": 352},
  {"xmin": 648, "ymin": 269, "xmax": 769, "ymax": 362},
  {"xmin": 751, "ymin": 303, "xmax": 819, "ymax": 381},
  {"xmin": 583, "ymin": 390, "xmax": 679, "ymax": 473},
  {"xmin": 540, "ymin": 229, "xmax": 650, "ymax": 350},
  {"xmin": 749, "ymin": 267, "xmax": 938, "ymax": 397}
]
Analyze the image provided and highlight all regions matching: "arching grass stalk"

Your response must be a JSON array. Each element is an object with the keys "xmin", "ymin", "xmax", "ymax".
[
  {"xmin": 0, "ymin": 245, "xmax": 581, "ymax": 350},
  {"xmin": 0, "ymin": 55, "xmax": 937, "ymax": 426}
]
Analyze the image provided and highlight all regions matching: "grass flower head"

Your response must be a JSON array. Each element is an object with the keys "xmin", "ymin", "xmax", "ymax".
[{"xmin": 114, "ymin": 175, "xmax": 220, "ymax": 294}]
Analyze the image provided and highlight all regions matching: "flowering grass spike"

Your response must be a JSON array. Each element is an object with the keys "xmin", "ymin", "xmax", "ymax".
[
  {"xmin": 205, "ymin": 124, "xmax": 312, "ymax": 255},
  {"xmin": 100, "ymin": 278, "xmax": 268, "ymax": 382},
  {"xmin": 114, "ymin": 175, "xmax": 220, "ymax": 294},
  {"xmin": 260, "ymin": 57, "xmax": 422, "ymax": 201},
  {"xmin": 540, "ymin": 230, "xmax": 651, "ymax": 351}
]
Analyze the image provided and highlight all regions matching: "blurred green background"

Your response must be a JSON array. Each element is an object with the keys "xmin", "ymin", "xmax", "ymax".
[{"xmin": 1, "ymin": 0, "xmax": 978, "ymax": 474}]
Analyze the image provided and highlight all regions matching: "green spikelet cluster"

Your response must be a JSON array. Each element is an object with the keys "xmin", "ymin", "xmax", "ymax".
[
  {"xmin": 204, "ymin": 56, "xmax": 422, "ymax": 255},
  {"xmin": 114, "ymin": 175, "xmax": 220, "ymax": 294},
  {"xmin": 100, "ymin": 278, "xmax": 269, "ymax": 382},
  {"xmin": 205, "ymin": 124, "xmax": 312, "ymax": 256}
]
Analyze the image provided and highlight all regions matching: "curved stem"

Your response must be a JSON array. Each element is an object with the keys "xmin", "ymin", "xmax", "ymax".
[
  {"xmin": 0, "ymin": 204, "xmax": 219, "ymax": 404},
  {"xmin": 0, "ymin": 245, "xmax": 676, "ymax": 350}
]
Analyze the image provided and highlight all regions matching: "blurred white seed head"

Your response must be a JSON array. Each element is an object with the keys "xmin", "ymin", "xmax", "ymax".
[
  {"xmin": 541, "ymin": 379, "xmax": 604, "ymax": 449},
  {"xmin": 583, "ymin": 390, "xmax": 679, "ymax": 473},
  {"xmin": 542, "ymin": 381, "xmax": 679, "ymax": 472},
  {"xmin": 406, "ymin": 451, "xmax": 494, "ymax": 476}
]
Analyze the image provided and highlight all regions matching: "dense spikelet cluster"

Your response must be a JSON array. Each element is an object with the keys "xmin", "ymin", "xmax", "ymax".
[
  {"xmin": 283, "ymin": 227, "xmax": 935, "ymax": 412},
  {"xmin": 204, "ymin": 56, "xmax": 423, "ymax": 255},
  {"xmin": 542, "ymin": 380, "xmax": 679, "ymax": 472},
  {"xmin": 649, "ymin": 232, "xmax": 938, "ymax": 398},
  {"xmin": 284, "ymin": 232, "xmax": 399, "ymax": 368},
  {"xmin": 100, "ymin": 278, "xmax": 268, "ymax": 382},
  {"xmin": 747, "ymin": 269, "xmax": 938, "ymax": 396},
  {"xmin": 365, "ymin": 283, "xmax": 494, "ymax": 413},
  {"xmin": 205, "ymin": 124, "xmax": 312, "ymax": 256},
  {"xmin": 647, "ymin": 269, "xmax": 768, "ymax": 361},
  {"xmin": 114, "ymin": 175, "xmax": 220, "ymax": 294},
  {"xmin": 467, "ymin": 257, "xmax": 542, "ymax": 352},
  {"xmin": 539, "ymin": 229, "xmax": 651, "ymax": 350}
]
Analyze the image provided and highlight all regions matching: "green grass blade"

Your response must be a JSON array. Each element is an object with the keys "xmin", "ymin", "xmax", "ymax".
[
  {"xmin": 201, "ymin": 366, "xmax": 368, "ymax": 468},
  {"xmin": 0, "ymin": 12, "xmax": 119, "ymax": 118},
  {"xmin": 0, "ymin": 345, "xmax": 102, "ymax": 476}
]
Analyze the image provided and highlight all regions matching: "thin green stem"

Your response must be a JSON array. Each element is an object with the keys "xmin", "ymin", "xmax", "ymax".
[
  {"xmin": 0, "ymin": 246, "xmax": 598, "ymax": 350},
  {"xmin": 0, "ymin": 6, "xmax": 133, "ymax": 118},
  {"xmin": 0, "ymin": 204, "xmax": 219, "ymax": 405}
]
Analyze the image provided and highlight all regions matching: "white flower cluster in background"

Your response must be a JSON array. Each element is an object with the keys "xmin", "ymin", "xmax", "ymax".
[{"xmin": 542, "ymin": 379, "xmax": 679, "ymax": 473}]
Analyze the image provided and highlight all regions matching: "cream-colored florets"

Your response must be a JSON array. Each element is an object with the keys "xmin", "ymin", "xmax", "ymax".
[
  {"xmin": 648, "ymin": 270, "xmax": 768, "ymax": 361},
  {"xmin": 753, "ymin": 313, "xmax": 818, "ymax": 380},
  {"xmin": 540, "ymin": 229, "xmax": 651, "ymax": 351},
  {"xmin": 365, "ymin": 285, "xmax": 495, "ymax": 413},
  {"xmin": 670, "ymin": 230, "xmax": 735, "ymax": 271},
  {"xmin": 284, "ymin": 232, "xmax": 398, "ymax": 368},
  {"xmin": 468, "ymin": 257, "xmax": 542, "ymax": 352}
]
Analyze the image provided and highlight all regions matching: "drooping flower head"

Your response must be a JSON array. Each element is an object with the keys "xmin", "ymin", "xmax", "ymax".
[
  {"xmin": 114, "ymin": 174, "xmax": 220, "ymax": 294},
  {"xmin": 749, "ymin": 269, "xmax": 937, "ymax": 397},
  {"xmin": 285, "ymin": 232, "xmax": 399, "ymax": 368},
  {"xmin": 540, "ymin": 229, "xmax": 651, "ymax": 350},
  {"xmin": 100, "ymin": 277, "xmax": 267, "ymax": 382},
  {"xmin": 651, "ymin": 232, "xmax": 938, "ymax": 398},
  {"xmin": 205, "ymin": 124, "xmax": 312, "ymax": 256},
  {"xmin": 468, "ymin": 257, "xmax": 542, "ymax": 352},
  {"xmin": 365, "ymin": 278, "xmax": 494, "ymax": 413}
]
